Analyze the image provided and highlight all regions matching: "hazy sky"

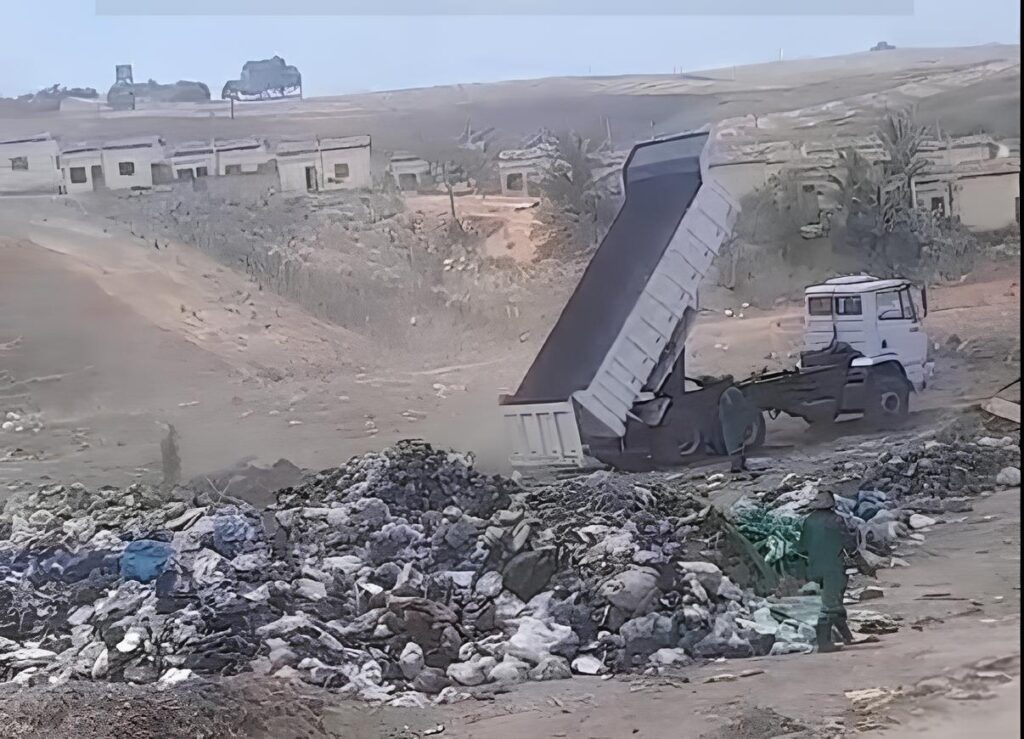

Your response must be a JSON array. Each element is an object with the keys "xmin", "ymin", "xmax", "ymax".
[{"xmin": 1, "ymin": 0, "xmax": 1019, "ymax": 97}]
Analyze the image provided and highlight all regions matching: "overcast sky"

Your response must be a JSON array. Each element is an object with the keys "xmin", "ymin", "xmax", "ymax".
[{"xmin": 1, "ymin": 0, "xmax": 1019, "ymax": 97}]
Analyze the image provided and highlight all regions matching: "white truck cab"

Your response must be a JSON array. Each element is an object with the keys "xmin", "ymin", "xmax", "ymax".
[{"xmin": 802, "ymin": 276, "xmax": 932, "ymax": 390}]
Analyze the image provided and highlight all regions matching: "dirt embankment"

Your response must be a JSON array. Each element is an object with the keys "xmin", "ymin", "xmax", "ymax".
[{"xmin": 94, "ymin": 182, "xmax": 570, "ymax": 364}]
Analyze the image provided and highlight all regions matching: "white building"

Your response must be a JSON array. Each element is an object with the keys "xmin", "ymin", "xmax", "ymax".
[
  {"xmin": 0, "ymin": 133, "xmax": 62, "ymax": 194},
  {"xmin": 59, "ymin": 144, "xmax": 104, "ymax": 193},
  {"xmin": 167, "ymin": 140, "xmax": 216, "ymax": 181},
  {"xmin": 61, "ymin": 136, "xmax": 165, "ymax": 193},
  {"xmin": 216, "ymin": 138, "xmax": 274, "ymax": 176},
  {"xmin": 912, "ymin": 158, "xmax": 1021, "ymax": 232},
  {"xmin": 276, "ymin": 135, "xmax": 371, "ymax": 193},
  {"xmin": 388, "ymin": 151, "xmax": 432, "ymax": 191}
]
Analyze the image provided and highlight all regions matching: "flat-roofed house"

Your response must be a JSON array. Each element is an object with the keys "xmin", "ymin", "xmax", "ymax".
[
  {"xmin": 216, "ymin": 137, "xmax": 275, "ymax": 176},
  {"xmin": 0, "ymin": 133, "xmax": 62, "ymax": 194},
  {"xmin": 167, "ymin": 140, "xmax": 216, "ymax": 181},
  {"xmin": 276, "ymin": 135, "xmax": 371, "ymax": 193},
  {"xmin": 62, "ymin": 136, "xmax": 165, "ymax": 192}
]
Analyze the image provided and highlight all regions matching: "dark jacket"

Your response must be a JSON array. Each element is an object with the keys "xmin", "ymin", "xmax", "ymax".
[{"xmin": 799, "ymin": 509, "xmax": 857, "ymax": 578}]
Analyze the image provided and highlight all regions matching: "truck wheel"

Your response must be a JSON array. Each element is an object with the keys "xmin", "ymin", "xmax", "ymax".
[
  {"xmin": 743, "ymin": 412, "xmax": 767, "ymax": 450},
  {"xmin": 865, "ymin": 372, "xmax": 910, "ymax": 424}
]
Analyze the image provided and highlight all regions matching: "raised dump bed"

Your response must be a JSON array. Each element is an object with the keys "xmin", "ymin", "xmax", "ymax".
[{"xmin": 500, "ymin": 132, "xmax": 740, "ymax": 467}]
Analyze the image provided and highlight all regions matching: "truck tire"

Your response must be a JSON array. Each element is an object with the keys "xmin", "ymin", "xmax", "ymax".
[
  {"xmin": 743, "ymin": 411, "xmax": 767, "ymax": 450},
  {"xmin": 864, "ymin": 371, "xmax": 910, "ymax": 424}
]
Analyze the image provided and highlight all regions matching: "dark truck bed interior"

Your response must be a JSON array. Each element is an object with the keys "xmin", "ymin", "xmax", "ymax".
[{"xmin": 505, "ymin": 133, "xmax": 707, "ymax": 404}]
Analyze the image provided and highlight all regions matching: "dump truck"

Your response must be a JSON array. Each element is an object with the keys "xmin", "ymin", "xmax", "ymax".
[{"xmin": 499, "ymin": 132, "xmax": 932, "ymax": 472}]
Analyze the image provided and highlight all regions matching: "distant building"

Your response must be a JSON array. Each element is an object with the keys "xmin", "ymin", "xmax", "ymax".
[
  {"xmin": 388, "ymin": 151, "xmax": 432, "ymax": 191},
  {"xmin": 163, "ymin": 138, "xmax": 276, "ymax": 183},
  {"xmin": 496, "ymin": 136, "xmax": 560, "ymax": 197},
  {"xmin": 60, "ymin": 136, "xmax": 164, "ymax": 193},
  {"xmin": 0, "ymin": 133, "xmax": 62, "ymax": 194},
  {"xmin": 912, "ymin": 157, "xmax": 1021, "ymax": 232},
  {"xmin": 167, "ymin": 140, "xmax": 216, "ymax": 181},
  {"xmin": 276, "ymin": 135, "xmax": 371, "ymax": 193},
  {"xmin": 215, "ymin": 138, "xmax": 275, "ymax": 176}
]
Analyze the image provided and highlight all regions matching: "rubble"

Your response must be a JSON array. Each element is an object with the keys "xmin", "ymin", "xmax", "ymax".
[
  {"xmin": 0, "ymin": 440, "xmax": 793, "ymax": 698},
  {"xmin": 735, "ymin": 413, "xmax": 1021, "ymax": 567}
]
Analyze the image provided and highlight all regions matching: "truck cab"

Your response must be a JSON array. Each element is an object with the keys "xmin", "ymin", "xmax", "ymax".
[{"xmin": 802, "ymin": 276, "xmax": 931, "ymax": 390}]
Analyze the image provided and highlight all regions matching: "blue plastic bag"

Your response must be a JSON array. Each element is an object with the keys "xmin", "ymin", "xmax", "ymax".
[{"xmin": 120, "ymin": 539, "xmax": 175, "ymax": 583}]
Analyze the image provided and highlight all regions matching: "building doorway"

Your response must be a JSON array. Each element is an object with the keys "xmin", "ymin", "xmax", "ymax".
[
  {"xmin": 398, "ymin": 172, "xmax": 418, "ymax": 191},
  {"xmin": 90, "ymin": 165, "xmax": 106, "ymax": 191},
  {"xmin": 304, "ymin": 166, "xmax": 318, "ymax": 191}
]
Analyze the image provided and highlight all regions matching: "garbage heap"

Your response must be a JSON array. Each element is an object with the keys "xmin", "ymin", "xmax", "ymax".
[
  {"xmin": 0, "ymin": 441, "xmax": 796, "ymax": 702},
  {"xmin": 733, "ymin": 413, "xmax": 1021, "ymax": 565}
]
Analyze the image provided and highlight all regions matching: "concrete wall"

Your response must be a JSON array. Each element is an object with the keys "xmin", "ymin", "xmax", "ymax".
[
  {"xmin": 320, "ymin": 146, "xmax": 371, "ymax": 191},
  {"xmin": 499, "ymin": 162, "xmax": 535, "ymax": 196},
  {"xmin": 389, "ymin": 160, "xmax": 431, "ymax": 190},
  {"xmin": 100, "ymin": 148, "xmax": 159, "ymax": 189},
  {"xmin": 61, "ymin": 152, "xmax": 103, "ymax": 193},
  {"xmin": 927, "ymin": 144, "xmax": 995, "ymax": 168},
  {"xmin": 170, "ymin": 152, "xmax": 216, "ymax": 180},
  {"xmin": 955, "ymin": 172, "xmax": 1021, "ymax": 231},
  {"xmin": 217, "ymin": 149, "xmax": 274, "ymax": 176},
  {"xmin": 0, "ymin": 139, "xmax": 62, "ymax": 194},
  {"xmin": 278, "ymin": 155, "xmax": 317, "ymax": 192},
  {"xmin": 912, "ymin": 179, "xmax": 953, "ymax": 217},
  {"xmin": 278, "ymin": 146, "xmax": 371, "ymax": 192}
]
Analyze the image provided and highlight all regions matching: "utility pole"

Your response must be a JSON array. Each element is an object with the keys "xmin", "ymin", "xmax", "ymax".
[{"xmin": 443, "ymin": 162, "xmax": 458, "ymax": 223}]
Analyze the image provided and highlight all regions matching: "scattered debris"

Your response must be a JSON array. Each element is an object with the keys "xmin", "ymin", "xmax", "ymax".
[{"xmin": 0, "ymin": 441, "xmax": 802, "ymax": 699}]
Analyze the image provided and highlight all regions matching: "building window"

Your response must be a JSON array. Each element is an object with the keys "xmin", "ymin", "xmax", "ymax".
[
  {"xmin": 118, "ymin": 161, "xmax": 135, "ymax": 176},
  {"xmin": 929, "ymin": 196, "xmax": 946, "ymax": 215},
  {"xmin": 333, "ymin": 162, "xmax": 350, "ymax": 180},
  {"xmin": 505, "ymin": 172, "xmax": 524, "ymax": 191},
  {"xmin": 196, "ymin": 166, "xmax": 208, "ymax": 177},
  {"xmin": 10, "ymin": 156, "xmax": 28, "ymax": 171},
  {"xmin": 176, "ymin": 169, "xmax": 194, "ymax": 181},
  {"xmin": 224, "ymin": 164, "xmax": 242, "ymax": 175},
  {"xmin": 69, "ymin": 167, "xmax": 87, "ymax": 184}
]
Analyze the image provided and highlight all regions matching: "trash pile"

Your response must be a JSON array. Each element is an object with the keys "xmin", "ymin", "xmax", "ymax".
[
  {"xmin": 733, "ymin": 413, "xmax": 1021, "ymax": 564},
  {"xmin": 0, "ymin": 441, "xmax": 807, "ymax": 702}
]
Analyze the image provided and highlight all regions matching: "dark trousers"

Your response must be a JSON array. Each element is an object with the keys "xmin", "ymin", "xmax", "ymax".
[{"xmin": 816, "ymin": 569, "xmax": 849, "ymax": 622}]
